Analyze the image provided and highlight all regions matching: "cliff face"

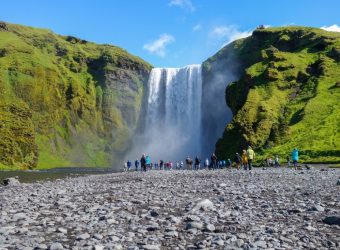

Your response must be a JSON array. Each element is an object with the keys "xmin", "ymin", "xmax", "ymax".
[
  {"xmin": 204, "ymin": 27, "xmax": 340, "ymax": 163},
  {"xmin": 0, "ymin": 22, "xmax": 152, "ymax": 169}
]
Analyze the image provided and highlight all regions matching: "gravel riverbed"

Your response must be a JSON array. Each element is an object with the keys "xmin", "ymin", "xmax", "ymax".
[{"xmin": 1, "ymin": 168, "xmax": 339, "ymax": 250}]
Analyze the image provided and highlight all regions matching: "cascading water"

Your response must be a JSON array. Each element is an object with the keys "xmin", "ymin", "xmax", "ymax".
[
  {"xmin": 124, "ymin": 58, "xmax": 237, "ymax": 165},
  {"xmin": 134, "ymin": 65, "xmax": 203, "ymax": 161}
]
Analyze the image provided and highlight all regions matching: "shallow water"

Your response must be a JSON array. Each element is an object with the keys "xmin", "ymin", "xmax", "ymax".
[{"xmin": 0, "ymin": 167, "xmax": 120, "ymax": 184}]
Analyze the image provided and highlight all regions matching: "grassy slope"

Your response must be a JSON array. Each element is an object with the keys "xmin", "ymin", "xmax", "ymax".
[
  {"xmin": 204, "ymin": 26, "xmax": 340, "ymax": 163},
  {"xmin": 0, "ymin": 21, "xmax": 152, "ymax": 170}
]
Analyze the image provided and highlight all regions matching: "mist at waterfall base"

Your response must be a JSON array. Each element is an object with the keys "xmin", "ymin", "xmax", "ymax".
[{"xmin": 126, "ymin": 62, "xmax": 238, "ymax": 163}]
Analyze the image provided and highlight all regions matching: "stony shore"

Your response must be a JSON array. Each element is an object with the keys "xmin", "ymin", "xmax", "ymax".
[{"xmin": 1, "ymin": 168, "xmax": 339, "ymax": 250}]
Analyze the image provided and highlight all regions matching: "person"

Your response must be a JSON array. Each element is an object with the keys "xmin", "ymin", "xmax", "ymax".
[
  {"xmin": 228, "ymin": 158, "xmax": 232, "ymax": 168},
  {"xmin": 180, "ymin": 160, "xmax": 184, "ymax": 169},
  {"xmin": 292, "ymin": 148, "xmax": 299, "ymax": 170},
  {"xmin": 146, "ymin": 155, "xmax": 151, "ymax": 170},
  {"xmin": 223, "ymin": 160, "xmax": 226, "ymax": 168},
  {"xmin": 211, "ymin": 153, "xmax": 217, "ymax": 170},
  {"xmin": 170, "ymin": 161, "xmax": 173, "ymax": 170},
  {"xmin": 242, "ymin": 150, "xmax": 248, "ymax": 170},
  {"xmin": 135, "ymin": 159, "xmax": 139, "ymax": 171},
  {"xmin": 234, "ymin": 153, "xmax": 241, "ymax": 170},
  {"xmin": 274, "ymin": 155, "xmax": 280, "ymax": 168},
  {"xmin": 286, "ymin": 156, "xmax": 291, "ymax": 167},
  {"xmin": 204, "ymin": 158, "xmax": 209, "ymax": 169},
  {"xmin": 123, "ymin": 161, "xmax": 128, "ymax": 172},
  {"xmin": 194, "ymin": 156, "xmax": 200, "ymax": 170},
  {"xmin": 186, "ymin": 156, "xmax": 192, "ymax": 170},
  {"xmin": 246, "ymin": 146, "xmax": 255, "ymax": 170},
  {"xmin": 141, "ymin": 154, "xmax": 147, "ymax": 172},
  {"xmin": 267, "ymin": 157, "xmax": 273, "ymax": 167},
  {"xmin": 127, "ymin": 160, "xmax": 132, "ymax": 171}
]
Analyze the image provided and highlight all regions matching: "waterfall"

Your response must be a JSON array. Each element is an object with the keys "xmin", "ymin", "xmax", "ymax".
[{"xmin": 140, "ymin": 64, "xmax": 202, "ymax": 161}]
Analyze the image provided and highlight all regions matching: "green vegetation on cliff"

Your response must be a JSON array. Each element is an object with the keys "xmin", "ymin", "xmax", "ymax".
[
  {"xmin": 0, "ymin": 21, "xmax": 152, "ymax": 169},
  {"xmin": 204, "ymin": 26, "xmax": 340, "ymax": 163}
]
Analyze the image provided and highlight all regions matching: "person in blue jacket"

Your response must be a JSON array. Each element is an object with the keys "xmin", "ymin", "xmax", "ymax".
[
  {"xmin": 127, "ymin": 160, "xmax": 132, "ymax": 171},
  {"xmin": 292, "ymin": 148, "xmax": 299, "ymax": 170},
  {"xmin": 146, "ymin": 155, "xmax": 151, "ymax": 170}
]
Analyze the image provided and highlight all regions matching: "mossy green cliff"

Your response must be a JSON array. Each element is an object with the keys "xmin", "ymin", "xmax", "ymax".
[
  {"xmin": 0, "ymin": 21, "xmax": 152, "ymax": 169},
  {"xmin": 204, "ymin": 26, "xmax": 340, "ymax": 163}
]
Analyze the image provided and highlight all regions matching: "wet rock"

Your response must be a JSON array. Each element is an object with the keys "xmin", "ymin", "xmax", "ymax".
[
  {"xmin": 186, "ymin": 221, "xmax": 203, "ymax": 230},
  {"xmin": 323, "ymin": 216, "xmax": 340, "ymax": 225},
  {"xmin": 146, "ymin": 223, "xmax": 159, "ymax": 231},
  {"xmin": 150, "ymin": 210, "xmax": 159, "ymax": 217}
]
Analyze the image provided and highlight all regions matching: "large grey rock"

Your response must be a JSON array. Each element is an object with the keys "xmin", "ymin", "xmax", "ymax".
[
  {"xmin": 192, "ymin": 199, "xmax": 214, "ymax": 211},
  {"xmin": 76, "ymin": 233, "xmax": 90, "ymax": 240},
  {"xmin": 204, "ymin": 223, "xmax": 215, "ymax": 232},
  {"xmin": 309, "ymin": 205, "xmax": 325, "ymax": 212},
  {"xmin": 13, "ymin": 213, "xmax": 26, "ymax": 221},
  {"xmin": 57, "ymin": 227, "xmax": 67, "ymax": 234},
  {"xmin": 49, "ymin": 243, "xmax": 64, "ymax": 250},
  {"xmin": 3, "ymin": 177, "xmax": 20, "ymax": 186}
]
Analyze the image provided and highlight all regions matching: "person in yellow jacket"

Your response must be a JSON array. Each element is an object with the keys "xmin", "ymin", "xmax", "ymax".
[
  {"xmin": 241, "ymin": 150, "xmax": 248, "ymax": 170},
  {"xmin": 246, "ymin": 146, "xmax": 255, "ymax": 170}
]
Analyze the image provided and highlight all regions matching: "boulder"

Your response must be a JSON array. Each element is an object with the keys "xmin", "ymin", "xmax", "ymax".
[
  {"xmin": 323, "ymin": 216, "xmax": 340, "ymax": 225},
  {"xmin": 192, "ymin": 199, "xmax": 214, "ymax": 212},
  {"xmin": 49, "ymin": 243, "xmax": 64, "ymax": 250},
  {"xmin": 309, "ymin": 205, "xmax": 325, "ymax": 212},
  {"xmin": 3, "ymin": 177, "xmax": 20, "ymax": 186}
]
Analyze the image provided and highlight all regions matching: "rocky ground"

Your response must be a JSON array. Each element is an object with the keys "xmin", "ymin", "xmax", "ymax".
[{"xmin": 0, "ymin": 168, "xmax": 339, "ymax": 250}]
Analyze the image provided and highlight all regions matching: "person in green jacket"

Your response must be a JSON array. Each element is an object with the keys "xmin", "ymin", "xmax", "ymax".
[{"xmin": 246, "ymin": 146, "xmax": 255, "ymax": 170}]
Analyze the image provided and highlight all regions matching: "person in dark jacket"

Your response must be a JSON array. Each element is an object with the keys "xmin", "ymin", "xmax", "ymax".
[
  {"xmin": 135, "ymin": 159, "xmax": 139, "ymax": 171},
  {"xmin": 194, "ymin": 156, "xmax": 201, "ymax": 170},
  {"xmin": 141, "ymin": 154, "xmax": 147, "ymax": 172},
  {"xmin": 234, "ymin": 153, "xmax": 242, "ymax": 170},
  {"xmin": 211, "ymin": 153, "xmax": 217, "ymax": 170},
  {"xmin": 127, "ymin": 160, "xmax": 132, "ymax": 171}
]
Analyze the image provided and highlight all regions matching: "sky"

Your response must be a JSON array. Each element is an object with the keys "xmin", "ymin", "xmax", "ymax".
[{"xmin": 1, "ymin": 0, "xmax": 340, "ymax": 67}]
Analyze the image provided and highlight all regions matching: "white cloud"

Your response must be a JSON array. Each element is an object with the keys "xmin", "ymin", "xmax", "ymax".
[
  {"xmin": 143, "ymin": 34, "xmax": 175, "ymax": 57},
  {"xmin": 169, "ymin": 0, "xmax": 195, "ymax": 12},
  {"xmin": 321, "ymin": 24, "xmax": 340, "ymax": 32},
  {"xmin": 193, "ymin": 24, "xmax": 201, "ymax": 31},
  {"xmin": 210, "ymin": 25, "xmax": 252, "ymax": 46}
]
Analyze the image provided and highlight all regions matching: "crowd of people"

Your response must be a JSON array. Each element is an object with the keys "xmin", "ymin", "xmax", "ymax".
[{"xmin": 123, "ymin": 146, "xmax": 300, "ymax": 172}]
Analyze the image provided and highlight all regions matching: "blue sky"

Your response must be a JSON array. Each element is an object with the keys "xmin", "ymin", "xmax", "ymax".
[{"xmin": 1, "ymin": 0, "xmax": 339, "ymax": 67}]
